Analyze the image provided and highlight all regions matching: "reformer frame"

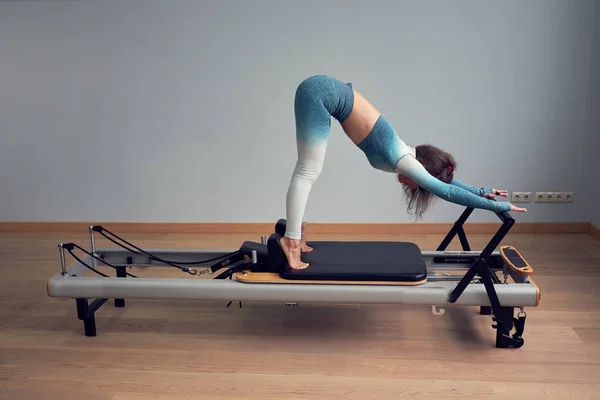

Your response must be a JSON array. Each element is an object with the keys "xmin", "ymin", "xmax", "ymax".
[{"xmin": 46, "ymin": 204, "xmax": 540, "ymax": 348}]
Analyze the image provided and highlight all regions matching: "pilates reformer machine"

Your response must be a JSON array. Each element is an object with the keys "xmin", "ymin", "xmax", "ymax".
[{"xmin": 47, "ymin": 203, "xmax": 540, "ymax": 349}]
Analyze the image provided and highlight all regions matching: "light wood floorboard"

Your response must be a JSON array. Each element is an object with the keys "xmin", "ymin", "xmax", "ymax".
[{"xmin": 1, "ymin": 230, "xmax": 599, "ymax": 399}]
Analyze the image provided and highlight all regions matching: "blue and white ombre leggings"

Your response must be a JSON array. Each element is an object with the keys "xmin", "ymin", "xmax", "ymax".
[
  {"xmin": 283, "ymin": 75, "xmax": 513, "ymax": 240},
  {"xmin": 284, "ymin": 75, "xmax": 354, "ymax": 240}
]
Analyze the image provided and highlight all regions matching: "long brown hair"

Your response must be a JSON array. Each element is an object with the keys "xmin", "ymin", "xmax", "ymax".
[{"xmin": 401, "ymin": 144, "xmax": 457, "ymax": 219}]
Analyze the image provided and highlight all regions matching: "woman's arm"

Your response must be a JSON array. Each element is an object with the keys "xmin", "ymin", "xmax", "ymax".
[
  {"xmin": 450, "ymin": 178, "xmax": 493, "ymax": 197},
  {"xmin": 395, "ymin": 155, "xmax": 511, "ymax": 213}
]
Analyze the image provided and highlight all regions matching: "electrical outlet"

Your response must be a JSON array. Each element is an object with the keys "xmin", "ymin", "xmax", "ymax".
[
  {"xmin": 511, "ymin": 192, "xmax": 532, "ymax": 203},
  {"xmin": 534, "ymin": 192, "xmax": 553, "ymax": 202},
  {"xmin": 534, "ymin": 191, "xmax": 574, "ymax": 203},
  {"xmin": 555, "ymin": 192, "xmax": 573, "ymax": 202}
]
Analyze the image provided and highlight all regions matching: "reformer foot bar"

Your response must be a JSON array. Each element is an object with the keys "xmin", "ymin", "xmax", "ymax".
[{"xmin": 46, "ymin": 204, "xmax": 540, "ymax": 348}]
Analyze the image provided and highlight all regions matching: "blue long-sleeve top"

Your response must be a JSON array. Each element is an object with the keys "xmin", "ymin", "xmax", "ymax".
[
  {"xmin": 355, "ymin": 113, "xmax": 511, "ymax": 214},
  {"xmin": 395, "ymin": 154, "xmax": 511, "ymax": 213}
]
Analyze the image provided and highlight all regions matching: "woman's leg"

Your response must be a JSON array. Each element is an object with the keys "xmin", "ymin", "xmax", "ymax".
[
  {"xmin": 282, "ymin": 77, "xmax": 333, "ymax": 269},
  {"xmin": 301, "ymin": 220, "xmax": 311, "ymax": 252}
]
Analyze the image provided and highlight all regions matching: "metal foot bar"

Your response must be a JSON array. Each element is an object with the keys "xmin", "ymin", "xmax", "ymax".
[
  {"xmin": 449, "ymin": 201, "xmax": 515, "ymax": 305},
  {"xmin": 436, "ymin": 206, "xmax": 473, "ymax": 251}
]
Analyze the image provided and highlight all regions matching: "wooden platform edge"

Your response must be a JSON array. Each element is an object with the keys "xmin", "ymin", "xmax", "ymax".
[
  {"xmin": 590, "ymin": 223, "xmax": 600, "ymax": 242},
  {"xmin": 233, "ymin": 271, "xmax": 427, "ymax": 286},
  {"xmin": 0, "ymin": 221, "xmax": 592, "ymax": 235}
]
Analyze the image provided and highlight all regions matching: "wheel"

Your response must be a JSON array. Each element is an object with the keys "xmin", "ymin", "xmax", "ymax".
[{"xmin": 512, "ymin": 336, "xmax": 524, "ymax": 348}]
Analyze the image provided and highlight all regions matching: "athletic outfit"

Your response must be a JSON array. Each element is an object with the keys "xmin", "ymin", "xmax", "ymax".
[{"xmin": 284, "ymin": 75, "xmax": 510, "ymax": 240}]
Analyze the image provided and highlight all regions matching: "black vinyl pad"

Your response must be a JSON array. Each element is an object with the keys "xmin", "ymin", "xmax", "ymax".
[
  {"xmin": 279, "ymin": 241, "xmax": 427, "ymax": 282},
  {"xmin": 501, "ymin": 247, "xmax": 527, "ymax": 268}
]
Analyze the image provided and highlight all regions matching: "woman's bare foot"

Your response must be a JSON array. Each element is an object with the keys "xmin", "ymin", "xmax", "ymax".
[
  {"xmin": 301, "ymin": 222, "xmax": 313, "ymax": 252},
  {"xmin": 281, "ymin": 237, "xmax": 309, "ymax": 270},
  {"xmin": 301, "ymin": 242, "xmax": 313, "ymax": 252}
]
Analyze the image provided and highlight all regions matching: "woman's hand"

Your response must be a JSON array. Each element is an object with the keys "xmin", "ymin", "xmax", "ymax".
[
  {"xmin": 510, "ymin": 204, "xmax": 527, "ymax": 212},
  {"xmin": 481, "ymin": 188, "xmax": 524, "ymax": 211},
  {"xmin": 484, "ymin": 188, "xmax": 508, "ymax": 199}
]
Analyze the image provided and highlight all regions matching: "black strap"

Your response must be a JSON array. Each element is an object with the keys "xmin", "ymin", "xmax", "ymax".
[{"xmin": 208, "ymin": 252, "xmax": 246, "ymax": 274}]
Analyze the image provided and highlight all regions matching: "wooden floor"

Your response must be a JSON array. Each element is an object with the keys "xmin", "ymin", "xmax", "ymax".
[{"xmin": 1, "ymin": 229, "xmax": 600, "ymax": 399}]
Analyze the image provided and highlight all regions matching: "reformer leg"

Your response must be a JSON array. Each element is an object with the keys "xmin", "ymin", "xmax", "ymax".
[
  {"xmin": 76, "ymin": 298, "xmax": 96, "ymax": 337},
  {"xmin": 493, "ymin": 307, "xmax": 525, "ymax": 348},
  {"xmin": 471, "ymin": 263, "xmax": 525, "ymax": 348},
  {"xmin": 75, "ymin": 298, "xmax": 108, "ymax": 337},
  {"xmin": 114, "ymin": 266, "xmax": 127, "ymax": 308},
  {"xmin": 494, "ymin": 307, "xmax": 514, "ymax": 348}
]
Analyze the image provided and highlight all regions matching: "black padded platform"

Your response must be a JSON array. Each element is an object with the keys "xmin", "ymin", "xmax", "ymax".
[
  {"xmin": 501, "ymin": 247, "xmax": 527, "ymax": 268},
  {"xmin": 278, "ymin": 240, "xmax": 427, "ymax": 282}
]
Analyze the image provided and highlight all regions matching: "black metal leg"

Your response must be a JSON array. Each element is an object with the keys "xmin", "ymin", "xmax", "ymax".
[
  {"xmin": 492, "ymin": 306, "xmax": 525, "ymax": 348},
  {"xmin": 494, "ymin": 307, "xmax": 515, "ymax": 348},
  {"xmin": 83, "ymin": 314, "xmax": 97, "ymax": 337},
  {"xmin": 76, "ymin": 298, "xmax": 97, "ymax": 337},
  {"xmin": 115, "ymin": 266, "xmax": 126, "ymax": 307},
  {"xmin": 76, "ymin": 297, "xmax": 108, "ymax": 337},
  {"xmin": 480, "ymin": 306, "xmax": 492, "ymax": 315}
]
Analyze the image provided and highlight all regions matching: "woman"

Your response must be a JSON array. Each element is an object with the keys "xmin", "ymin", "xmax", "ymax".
[{"xmin": 282, "ymin": 75, "xmax": 526, "ymax": 270}]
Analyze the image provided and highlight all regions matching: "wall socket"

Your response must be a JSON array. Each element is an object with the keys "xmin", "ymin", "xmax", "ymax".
[
  {"xmin": 534, "ymin": 192, "xmax": 574, "ymax": 203},
  {"xmin": 511, "ymin": 192, "xmax": 532, "ymax": 203}
]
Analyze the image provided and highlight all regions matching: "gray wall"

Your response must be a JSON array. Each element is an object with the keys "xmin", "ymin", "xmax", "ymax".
[
  {"xmin": 585, "ymin": 1, "xmax": 600, "ymax": 229},
  {"xmin": 0, "ymin": 0, "xmax": 597, "ymax": 224}
]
